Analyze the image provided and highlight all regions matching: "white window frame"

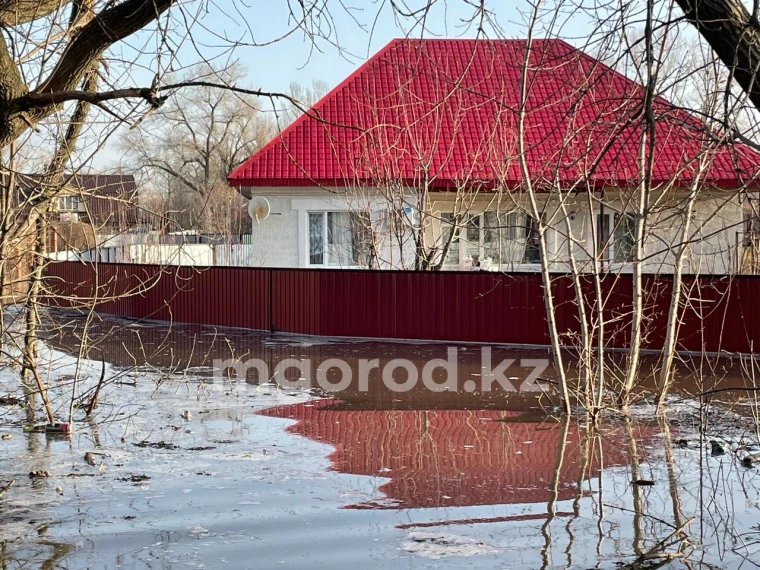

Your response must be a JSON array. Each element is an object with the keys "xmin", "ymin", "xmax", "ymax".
[
  {"xmin": 293, "ymin": 197, "xmax": 396, "ymax": 268},
  {"xmin": 305, "ymin": 210, "xmax": 371, "ymax": 269},
  {"xmin": 440, "ymin": 211, "xmax": 550, "ymax": 270},
  {"xmin": 58, "ymin": 195, "xmax": 80, "ymax": 212},
  {"xmin": 593, "ymin": 208, "xmax": 636, "ymax": 267}
]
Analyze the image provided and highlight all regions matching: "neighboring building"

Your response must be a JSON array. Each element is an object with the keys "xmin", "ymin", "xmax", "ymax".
[
  {"xmin": 16, "ymin": 173, "xmax": 139, "ymax": 252},
  {"xmin": 0, "ymin": 173, "xmax": 139, "ymax": 300},
  {"xmin": 17, "ymin": 173, "xmax": 139, "ymax": 228},
  {"xmin": 228, "ymin": 38, "xmax": 760, "ymax": 274}
]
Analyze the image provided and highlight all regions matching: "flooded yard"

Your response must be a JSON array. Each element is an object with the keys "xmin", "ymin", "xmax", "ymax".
[{"xmin": 1, "ymin": 310, "xmax": 759, "ymax": 569}]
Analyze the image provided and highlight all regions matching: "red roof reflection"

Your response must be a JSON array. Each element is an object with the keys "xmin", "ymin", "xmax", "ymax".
[{"xmin": 260, "ymin": 399, "xmax": 649, "ymax": 509}]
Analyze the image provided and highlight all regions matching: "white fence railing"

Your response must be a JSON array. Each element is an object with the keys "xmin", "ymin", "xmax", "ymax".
[{"xmin": 50, "ymin": 243, "xmax": 263, "ymax": 267}]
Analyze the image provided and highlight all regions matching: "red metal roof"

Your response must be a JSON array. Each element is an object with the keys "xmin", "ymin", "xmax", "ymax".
[{"xmin": 229, "ymin": 38, "xmax": 760, "ymax": 190}]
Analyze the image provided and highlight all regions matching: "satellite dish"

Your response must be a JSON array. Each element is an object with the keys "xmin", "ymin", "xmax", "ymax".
[{"xmin": 248, "ymin": 196, "xmax": 271, "ymax": 222}]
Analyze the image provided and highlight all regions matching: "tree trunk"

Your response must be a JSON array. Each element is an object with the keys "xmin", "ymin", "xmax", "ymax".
[
  {"xmin": 656, "ymin": 170, "xmax": 701, "ymax": 411},
  {"xmin": 675, "ymin": 0, "xmax": 760, "ymax": 112},
  {"xmin": 517, "ymin": 19, "xmax": 572, "ymax": 415},
  {"xmin": 621, "ymin": 0, "xmax": 656, "ymax": 410},
  {"xmin": 22, "ymin": 208, "xmax": 54, "ymax": 424}
]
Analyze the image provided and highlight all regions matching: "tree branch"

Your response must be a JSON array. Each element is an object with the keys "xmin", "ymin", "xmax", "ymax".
[
  {"xmin": 37, "ymin": 0, "xmax": 175, "ymax": 95},
  {"xmin": 15, "ymin": 82, "xmax": 298, "ymax": 112},
  {"xmin": 675, "ymin": 0, "xmax": 760, "ymax": 111},
  {"xmin": 13, "ymin": 87, "xmax": 164, "ymax": 112},
  {"xmin": 0, "ymin": 0, "xmax": 178, "ymax": 148},
  {"xmin": 0, "ymin": 0, "xmax": 71, "ymax": 26}
]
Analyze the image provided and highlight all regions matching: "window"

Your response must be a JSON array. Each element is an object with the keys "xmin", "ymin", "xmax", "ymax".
[
  {"xmin": 308, "ymin": 211, "xmax": 371, "ymax": 267},
  {"xmin": 597, "ymin": 211, "xmax": 635, "ymax": 263},
  {"xmin": 522, "ymin": 215, "xmax": 541, "ymax": 263},
  {"xmin": 441, "ymin": 211, "xmax": 542, "ymax": 267},
  {"xmin": 464, "ymin": 215, "xmax": 481, "ymax": 265},
  {"xmin": 309, "ymin": 213, "xmax": 324, "ymax": 265},
  {"xmin": 441, "ymin": 213, "xmax": 460, "ymax": 266},
  {"xmin": 58, "ymin": 195, "xmax": 79, "ymax": 211}
]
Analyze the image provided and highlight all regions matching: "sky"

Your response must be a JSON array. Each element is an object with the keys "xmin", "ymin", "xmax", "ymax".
[
  {"xmin": 198, "ymin": 1, "xmax": 514, "ymax": 93},
  {"xmin": 91, "ymin": 0, "xmax": 596, "ymax": 169}
]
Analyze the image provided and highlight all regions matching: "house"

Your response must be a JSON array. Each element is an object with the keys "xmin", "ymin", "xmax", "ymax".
[
  {"xmin": 15, "ymin": 173, "xmax": 139, "ymax": 251},
  {"xmin": 228, "ymin": 38, "xmax": 760, "ymax": 274},
  {"xmin": 0, "ymin": 173, "xmax": 139, "ymax": 301}
]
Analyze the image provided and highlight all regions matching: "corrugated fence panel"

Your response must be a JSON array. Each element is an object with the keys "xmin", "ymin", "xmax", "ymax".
[
  {"xmin": 41, "ymin": 262, "xmax": 760, "ymax": 353},
  {"xmin": 43, "ymin": 262, "xmax": 270, "ymax": 331}
]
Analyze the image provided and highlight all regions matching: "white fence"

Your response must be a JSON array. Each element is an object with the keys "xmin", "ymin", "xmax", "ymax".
[{"xmin": 50, "ymin": 242, "xmax": 262, "ymax": 267}]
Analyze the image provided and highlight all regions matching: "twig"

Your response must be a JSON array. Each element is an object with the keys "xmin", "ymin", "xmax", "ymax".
[{"xmin": 0, "ymin": 479, "xmax": 15, "ymax": 496}]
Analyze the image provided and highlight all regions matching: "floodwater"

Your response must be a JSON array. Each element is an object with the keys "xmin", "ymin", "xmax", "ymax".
[{"xmin": 0, "ymin": 310, "xmax": 758, "ymax": 569}]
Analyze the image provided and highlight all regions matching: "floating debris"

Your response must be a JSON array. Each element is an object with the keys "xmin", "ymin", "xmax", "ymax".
[
  {"xmin": 84, "ymin": 452, "xmax": 96, "ymax": 466},
  {"xmin": 0, "ymin": 479, "xmax": 14, "ymax": 497},
  {"xmin": 132, "ymin": 440, "xmax": 179, "ymax": 450},
  {"xmin": 45, "ymin": 422, "xmax": 71, "ymax": 434},
  {"xmin": 710, "ymin": 440, "xmax": 726, "ymax": 456},
  {"xmin": 402, "ymin": 532, "xmax": 498, "ymax": 559},
  {"xmin": 738, "ymin": 449, "xmax": 760, "ymax": 468},
  {"xmin": 28, "ymin": 471, "xmax": 51, "ymax": 479},
  {"xmin": 118, "ymin": 474, "xmax": 151, "ymax": 484},
  {"xmin": 181, "ymin": 410, "xmax": 192, "ymax": 421},
  {"xmin": 0, "ymin": 396, "xmax": 23, "ymax": 406},
  {"xmin": 632, "ymin": 479, "xmax": 655, "ymax": 486},
  {"xmin": 22, "ymin": 423, "xmax": 71, "ymax": 434}
]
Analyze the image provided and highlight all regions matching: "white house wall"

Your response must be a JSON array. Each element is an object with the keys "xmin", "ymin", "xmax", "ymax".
[
  {"xmin": 240, "ymin": 186, "xmax": 745, "ymax": 274},
  {"xmin": 246, "ymin": 195, "xmax": 300, "ymax": 267},
  {"xmin": 246, "ymin": 187, "xmax": 418, "ymax": 269}
]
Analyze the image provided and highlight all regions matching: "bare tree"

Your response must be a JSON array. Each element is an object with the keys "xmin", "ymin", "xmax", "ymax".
[
  {"xmin": 0, "ymin": 0, "xmax": 487, "ymax": 421},
  {"xmin": 119, "ymin": 64, "xmax": 274, "ymax": 233},
  {"xmin": 278, "ymin": 79, "xmax": 331, "ymax": 128}
]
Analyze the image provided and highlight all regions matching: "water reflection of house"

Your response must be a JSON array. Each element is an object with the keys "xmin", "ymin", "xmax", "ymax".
[{"xmin": 261, "ymin": 399, "xmax": 650, "ymax": 509}]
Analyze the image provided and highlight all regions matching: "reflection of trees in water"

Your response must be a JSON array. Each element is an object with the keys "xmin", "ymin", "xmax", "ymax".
[
  {"xmin": 263, "ymin": 401, "xmax": 646, "ymax": 509},
  {"xmin": 0, "ymin": 539, "xmax": 71, "ymax": 570},
  {"xmin": 271, "ymin": 399, "xmax": 757, "ymax": 567},
  {"xmin": 534, "ymin": 417, "xmax": 696, "ymax": 568},
  {"xmin": 564, "ymin": 417, "xmax": 594, "ymax": 567},
  {"xmin": 625, "ymin": 419, "xmax": 645, "ymax": 557},
  {"xmin": 540, "ymin": 415, "xmax": 570, "ymax": 570}
]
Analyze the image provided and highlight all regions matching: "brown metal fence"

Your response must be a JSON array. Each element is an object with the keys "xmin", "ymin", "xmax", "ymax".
[{"xmin": 42, "ymin": 261, "xmax": 760, "ymax": 353}]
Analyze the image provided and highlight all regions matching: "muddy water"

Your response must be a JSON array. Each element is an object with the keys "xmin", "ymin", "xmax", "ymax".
[{"xmin": 0, "ymin": 310, "xmax": 758, "ymax": 569}]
